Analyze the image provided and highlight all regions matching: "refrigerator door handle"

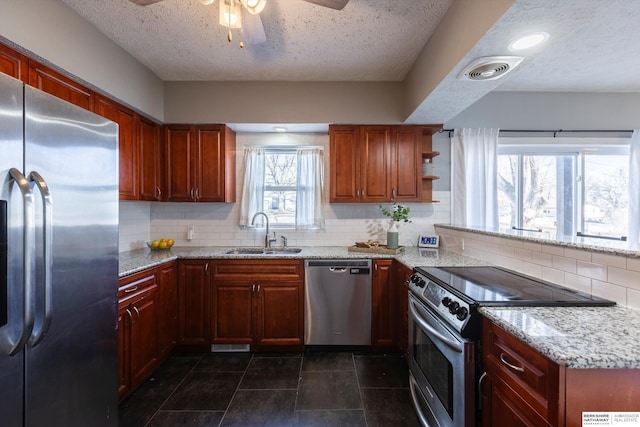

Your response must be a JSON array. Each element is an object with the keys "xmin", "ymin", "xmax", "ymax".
[
  {"xmin": 2, "ymin": 168, "xmax": 36, "ymax": 356},
  {"xmin": 28, "ymin": 171, "xmax": 53, "ymax": 347}
]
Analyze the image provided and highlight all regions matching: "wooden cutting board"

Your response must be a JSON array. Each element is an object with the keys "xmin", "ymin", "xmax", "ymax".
[{"xmin": 347, "ymin": 245, "xmax": 405, "ymax": 254}]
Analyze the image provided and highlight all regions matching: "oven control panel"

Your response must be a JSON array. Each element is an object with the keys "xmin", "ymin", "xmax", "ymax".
[{"xmin": 408, "ymin": 272, "xmax": 472, "ymax": 333}]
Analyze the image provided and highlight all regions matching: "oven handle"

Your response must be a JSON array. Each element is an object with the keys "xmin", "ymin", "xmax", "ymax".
[
  {"xmin": 409, "ymin": 373, "xmax": 431, "ymax": 427},
  {"xmin": 409, "ymin": 297, "xmax": 464, "ymax": 353}
]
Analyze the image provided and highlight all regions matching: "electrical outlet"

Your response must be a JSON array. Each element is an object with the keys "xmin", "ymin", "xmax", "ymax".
[{"xmin": 187, "ymin": 224, "xmax": 194, "ymax": 241}]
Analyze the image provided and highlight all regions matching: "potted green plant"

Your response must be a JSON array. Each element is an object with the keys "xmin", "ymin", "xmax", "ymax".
[{"xmin": 379, "ymin": 204, "xmax": 411, "ymax": 249}]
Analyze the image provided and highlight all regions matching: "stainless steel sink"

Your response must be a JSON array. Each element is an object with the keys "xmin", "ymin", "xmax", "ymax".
[{"xmin": 224, "ymin": 247, "xmax": 302, "ymax": 255}]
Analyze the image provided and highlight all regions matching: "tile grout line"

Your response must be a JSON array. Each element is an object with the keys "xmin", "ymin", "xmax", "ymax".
[
  {"xmin": 353, "ymin": 354, "xmax": 370, "ymax": 427},
  {"xmin": 216, "ymin": 353, "xmax": 254, "ymax": 427}
]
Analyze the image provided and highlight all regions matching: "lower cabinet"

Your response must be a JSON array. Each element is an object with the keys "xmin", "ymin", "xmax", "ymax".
[
  {"xmin": 118, "ymin": 270, "xmax": 159, "ymax": 401},
  {"xmin": 482, "ymin": 317, "xmax": 640, "ymax": 427},
  {"xmin": 394, "ymin": 261, "xmax": 412, "ymax": 361},
  {"xmin": 177, "ymin": 260, "xmax": 211, "ymax": 351},
  {"xmin": 211, "ymin": 259, "xmax": 304, "ymax": 351},
  {"xmin": 371, "ymin": 259, "xmax": 395, "ymax": 348},
  {"xmin": 118, "ymin": 262, "xmax": 178, "ymax": 401}
]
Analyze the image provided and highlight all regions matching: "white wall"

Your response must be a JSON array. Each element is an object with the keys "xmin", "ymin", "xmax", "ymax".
[
  {"xmin": 0, "ymin": 0, "xmax": 164, "ymax": 120},
  {"xmin": 119, "ymin": 132, "xmax": 451, "ymax": 251}
]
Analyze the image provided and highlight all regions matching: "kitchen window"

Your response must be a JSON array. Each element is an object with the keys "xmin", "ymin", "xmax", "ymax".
[
  {"xmin": 240, "ymin": 146, "xmax": 325, "ymax": 229},
  {"xmin": 498, "ymin": 139, "xmax": 629, "ymax": 240}
]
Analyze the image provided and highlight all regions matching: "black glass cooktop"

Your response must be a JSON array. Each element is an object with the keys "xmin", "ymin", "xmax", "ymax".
[{"xmin": 415, "ymin": 266, "xmax": 616, "ymax": 307}]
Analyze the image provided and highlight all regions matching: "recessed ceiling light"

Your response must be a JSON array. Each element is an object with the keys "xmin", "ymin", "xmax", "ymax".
[
  {"xmin": 273, "ymin": 126, "xmax": 288, "ymax": 132},
  {"xmin": 509, "ymin": 32, "xmax": 549, "ymax": 51}
]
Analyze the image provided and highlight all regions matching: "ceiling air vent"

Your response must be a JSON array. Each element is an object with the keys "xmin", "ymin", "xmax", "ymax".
[{"xmin": 458, "ymin": 56, "xmax": 524, "ymax": 81}]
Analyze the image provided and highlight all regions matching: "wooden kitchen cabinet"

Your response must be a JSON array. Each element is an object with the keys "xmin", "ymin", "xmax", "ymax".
[
  {"xmin": 118, "ymin": 270, "xmax": 159, "ymax": 401},
  {"xmin": 394, "ymin": 261, "xmax": 412, "ymax": 361},
  {"xmin": 138, "ymin": 116, "xmax": 164, "ymax": 201},
  {"xmin": 94, "ymin": 95, "xmax": 138, "ymax": 200},
  {"xmin": 156, "ymin": 261, "xmax": 178, "ymax": 359},
  {"xmin": 165, "ymin": 124, "xmax": 236, "ymax": 202},
  {"xmin": 177, "ymin": 260, "xmax": 211, "ymax": 351},
  {"xmin": 0, "ymin": 42, "xmax": 28, "ymax": 81},
  {"xmin": 211, "ymin": 260, "xmax": 304, "ymax": 351},
  {"xmin": 28, "ymin": 60, "xmax": 95, "ymax": 110},
  {"xmin": 482, "ymin": 318, "xmax": 640, "ymax": 427},
  {"xmin": 372, "ymin": 259, "xmax": 396, "ymax": 348},
  {"xmin": 329, "ymin": 124, "xmax": 441, "ymax": 203}
]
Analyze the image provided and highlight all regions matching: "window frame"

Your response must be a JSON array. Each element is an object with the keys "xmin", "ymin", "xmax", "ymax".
[{"xmin": 498, "ymin": 137, "xmax": 630, "ymax": 240}]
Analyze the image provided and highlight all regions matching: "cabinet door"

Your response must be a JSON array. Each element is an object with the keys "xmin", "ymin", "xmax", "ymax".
[
  {"xmin": 195, "ymin": 126, "xmax": 224, "ymax": 202},
  {"xmin": 157, "ymin": 261, "xmax": 178, "ymax": 359},
  {"xmin": 28, "ymin": 60, "xmax": 94, "ymax": 110},
  {"xmin": 177, "ymin": 260, "xmax": 211, "ymax": 349},
  {"xmin": 130, "ymin": 291, "xmax": 159, "ymax": 387},
  {"xmin": 360, "ymin": 126, "xmax": 391, "ymax": 202},
  {"xmin": 117, "ymin": 304, "xmax": 131, "ymax": 401},
  {"xmin": 394, "ymin": 261, "xmax": 412, "ymax": 361},
  {"xmin": 165, "ymin": 125, "xmax": 195, "ymax": 202},
  {"xmin": 254, "ymin": 282, "xmax": 303, "ymax": 350},
  {"xmin": 94, "ymin": 96, "xmax": 138, "ymax": 200},
  {"xmin": 139, "ymin": 117, "xmax": 163, "ymax": 201},
  {"xmin": 483, "ymin": 376, "xmax": 551, "ymax": 427},
  {"xmin": 372, "ymin": 259, "xmax": 395, "ymax": 348},
  {"xmin": 391, "ymin": 126, "xmax": 421, "ymax": 201},
  {"xmin": 0, "ymin": 43, "xmax": 27, "ymax": 81},
  {"xmin": 330, "ymin": 125, "xmax": 361, "ymax": 202},
  {"xmin": 211, "ymin": 282, "xmax": 254, "ymax": 344}
]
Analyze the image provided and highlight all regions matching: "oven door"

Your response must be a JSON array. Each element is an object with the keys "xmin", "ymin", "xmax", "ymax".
[{"xmin": 408, "ymin": 293, "xmax": 476, "ymax": 427}]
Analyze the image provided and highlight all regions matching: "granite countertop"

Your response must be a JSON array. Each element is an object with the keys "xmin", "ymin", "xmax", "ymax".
[
  {"xmin": 480, "ymin": 306, "xmax": 640, "ymax": 369},
  {"xmin": 118, "ymin": 245, "xmax": 486, "ymax": 277}
]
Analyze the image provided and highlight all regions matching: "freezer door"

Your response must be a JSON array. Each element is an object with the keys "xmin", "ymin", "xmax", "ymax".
[
  {"xmin": 24, "ymin": 85, "xmax": 119, "ymax": 426},
  {"xmin": 0, "ymin": 73, "xmax": 27, "ymax": 427}
]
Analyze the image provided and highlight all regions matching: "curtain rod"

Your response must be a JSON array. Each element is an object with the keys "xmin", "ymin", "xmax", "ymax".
[{"xmin": 440, "ymin": 128, "xmax": 634, "ymax": 137}]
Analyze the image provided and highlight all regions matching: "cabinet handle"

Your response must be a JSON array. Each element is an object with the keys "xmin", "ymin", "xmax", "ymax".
[
  {"xmin": 155, "ymin": 187, "xmax": 161, "ymax": 198},
  {"xmin": 132, "ymin": 305, "xmax": 140, "ymax": 322},
  {"xmin": 195, "ymin": 188, "xmax": 200, "ymax": 200},
  {"xmin": 190, "ymin": 188, "xmax": 195, "ymax": 200},
  {"xmin": 125, "ymin": 308, "xmax": 132, "ymax": 320},
  {"xmin": 391, "ymin": 187, "xmax": 396, "ymax": 203},
  {"xmin": 499, "ymin": 353, "xmax": 525, "ymax": 373},
  {"xmin": 124, "ymin": 286, "xmax": 138, "ymax": 293},
  {"xmin": 252, "ymin": 284, "xmax": 256, "ymax": 292},
  {"xmin": 257, "ymin": 284, "xmax": 260, "ymax": 293},
  {"xmin": 356, "ymin": 189, "xmax": 360, "ymax": 198},
  {"xmin": 204, "ymin": 263, "xmax": 209, "ymax": 275}
]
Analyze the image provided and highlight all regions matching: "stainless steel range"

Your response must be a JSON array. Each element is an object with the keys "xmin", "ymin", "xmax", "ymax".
[{"xmin": 406, "ymin": 266, "xmax": 615, "ymax": 427}]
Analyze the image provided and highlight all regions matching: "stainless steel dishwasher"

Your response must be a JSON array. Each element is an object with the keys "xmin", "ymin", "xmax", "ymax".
[{"xmin": 304, "ymin": 259, "xmax": 372, "ymax": 345}]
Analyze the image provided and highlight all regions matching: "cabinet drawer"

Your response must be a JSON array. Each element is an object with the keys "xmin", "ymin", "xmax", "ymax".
[
  {"xmin": 118, "ymin": 270, "xmax": 157, "ymax": 304},
  {"xmin": 482, "ymin": 318, "xmax": 559, "ymax": 421},
  {"xmin": 212, "ymin": 259, "xmax": 304, "ymax": 281}
]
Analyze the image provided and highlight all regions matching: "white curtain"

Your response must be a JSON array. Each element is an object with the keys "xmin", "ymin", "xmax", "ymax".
[
  {"xmin": 239, "ymin": 147, "xmax": 265, "ymax": 228},
  {"xmin": 628, "ymin": 130, "xmax": 640, "ymax": 245},
  {"xmin": 451, "ymin": 128, "xmax": 499, "ymax": 228},
  {"xmin": 296, "ymin": 148, "xmax": 325, "ymax": 229}
]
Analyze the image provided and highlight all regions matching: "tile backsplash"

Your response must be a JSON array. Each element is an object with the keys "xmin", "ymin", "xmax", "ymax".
[{"xmin": 435, "ymin": 226, "xmax": 640, "ymax": 309}]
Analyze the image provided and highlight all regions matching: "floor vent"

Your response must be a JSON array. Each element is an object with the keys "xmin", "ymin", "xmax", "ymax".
[{"xmin": 211, "ymin": 344, "xmax": 251, "ymax": 352}]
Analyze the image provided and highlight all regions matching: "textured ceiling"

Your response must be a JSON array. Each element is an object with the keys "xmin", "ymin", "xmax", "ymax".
[
  {"xmin": 60, "ymin": 0, "xmax": 453, "ymax": 81},
  {"xmin": 59, "ymin": 0, "xmax": 640, "ymax": 125}
]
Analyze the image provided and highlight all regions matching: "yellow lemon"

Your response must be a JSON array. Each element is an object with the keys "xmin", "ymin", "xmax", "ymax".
[
  {"xmin": 150, "ymin": 240, "xmax": 160, "ymax": 248},
  {"xmin": 167, "ymin": 239, "xmax": 174, "ymax": 247},
  {"xmin": 158, "ymin": 241, "xmax": 168, "ymax": 249}
]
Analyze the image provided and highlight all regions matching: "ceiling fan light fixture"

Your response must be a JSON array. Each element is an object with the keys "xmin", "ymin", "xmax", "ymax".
[
  {"xmin": 242, "ymin": 0, "xmax": 266, "ymax": 15},
  {"xmin": 220, "ymin": 0, "xmax": 242, "ymax": 28}
]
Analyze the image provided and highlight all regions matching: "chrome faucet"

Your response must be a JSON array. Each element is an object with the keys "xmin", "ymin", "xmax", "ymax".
[{"xmin": 251, "ymin": 212, "xmax": 275, "ymax": 248}]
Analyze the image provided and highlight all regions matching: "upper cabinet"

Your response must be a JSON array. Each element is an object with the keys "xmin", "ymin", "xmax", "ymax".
[
  {"xmin": 138, "ymin": 116, "xmax": 164, "ymax": 201},
  {"xmin": 0, "ymin": 43, "xmax": 27, "ymax": 81},
  {"xmin": 329, "ymin": 124, "xmax": 441, "ymax": 203},
  {"xmin": 28, "ymin": 61, "xmax": 95, "ymax": 111},
  {"xmin": 165, "ymin": 124, "xmax": 236, "ymax": 203}
]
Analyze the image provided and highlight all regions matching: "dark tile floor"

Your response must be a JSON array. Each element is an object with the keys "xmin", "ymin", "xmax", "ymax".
[{"xmin": 119, "ymin": 350, "xmax": 420, "ymax": 426}]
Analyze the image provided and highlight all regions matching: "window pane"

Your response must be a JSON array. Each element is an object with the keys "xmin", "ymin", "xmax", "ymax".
[
  {"xmin": 583, "ymin": 155, "xmax": 628, "ymax": 238},
  {"xmin": 264, "ymin": 152, "xmax": 297, "ymax": 226},
  {"xmin": 498, "ymin": 155, "xmax": 518, "ymax": 229}
]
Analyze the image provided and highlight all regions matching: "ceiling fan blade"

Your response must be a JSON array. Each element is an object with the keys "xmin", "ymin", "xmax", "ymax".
[
  {"xmin": 128, "ymin": 0, "xmax": 165, "ymax": 5},
  {"xmin": 301, "ymin": 0, "xmax": 349, "ymax": 10},
  {"xmin": 242, "ymin": 12, "xmax": 267, "ymax": 45}
]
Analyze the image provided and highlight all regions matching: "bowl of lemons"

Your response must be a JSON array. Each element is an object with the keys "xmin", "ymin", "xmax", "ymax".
[{"xmin": 147, "ymin": 238, "xmax": 174, "ymax": 250}]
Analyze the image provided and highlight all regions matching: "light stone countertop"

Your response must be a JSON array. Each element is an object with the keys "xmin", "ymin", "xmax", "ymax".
[
  {"xmin": 118, "ymin": 245, "xmax": 640, "ymax": 369},
  {"xmin": 480, "ymin": 306, "xmax": 640, "ymax": 369},
  {"xmin": 118, "ymin": 245, "xmax": 485, "ymax": 278}
]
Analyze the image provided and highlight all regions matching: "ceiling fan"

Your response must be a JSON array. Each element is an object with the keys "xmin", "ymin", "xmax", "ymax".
[{"xmin": 129, "ymin": 0, "xmax": 350, "ymax": 47}]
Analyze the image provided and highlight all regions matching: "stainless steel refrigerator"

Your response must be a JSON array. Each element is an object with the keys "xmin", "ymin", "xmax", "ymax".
[{"xmin": 0, "ymin": 72, "xmax": 119, "ymax": 426}]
